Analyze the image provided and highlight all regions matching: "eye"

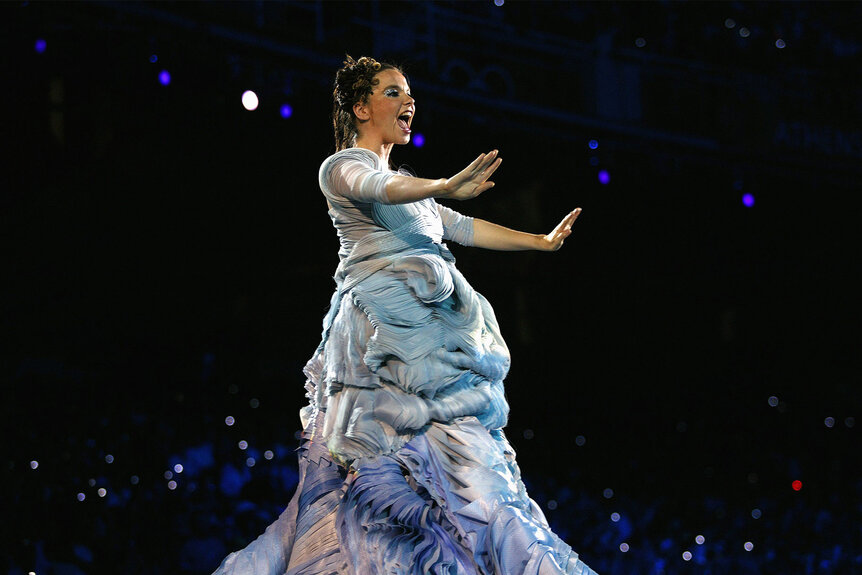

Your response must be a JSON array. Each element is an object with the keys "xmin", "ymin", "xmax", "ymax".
[{"xmin": 384, "ymin": 88, "xmax": 399, "ymax": 97}]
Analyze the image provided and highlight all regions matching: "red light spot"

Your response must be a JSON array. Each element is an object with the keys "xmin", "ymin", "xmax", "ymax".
[{"xmin": 792, "ymin": 480, "xmax": 803, "ymax": 491}]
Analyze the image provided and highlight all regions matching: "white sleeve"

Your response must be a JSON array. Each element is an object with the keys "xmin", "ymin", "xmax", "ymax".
[
  {"xmin": 319, "ymin": 149, "xmax": 395, "ymax": 204},
  {"xmin": 436, "ymin": 202, "xmax": 475, "ymax": 247}
]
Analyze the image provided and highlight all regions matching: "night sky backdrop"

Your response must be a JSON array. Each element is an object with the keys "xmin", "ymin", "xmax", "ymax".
[{"xmin": 3, "ymin": 2, "xmax": 861, "ymax": 574}]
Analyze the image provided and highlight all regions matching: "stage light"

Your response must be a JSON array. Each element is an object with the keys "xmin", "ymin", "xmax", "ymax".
[
  {"xmin": 158, "ymin": 70, "xmax": 171, "ymax": 86},
  {"xmin": 575, "ymin": 435, "xmax": 586, "ymax": 446},
  {"xmin": 238, "ymin": 440, "xmax": 248, "ymax": 450},
  {"xmin": 130, "ymin": 475, "xmax": 140, "ymax": 485},
  {"xmin": 35, "ymin": 38, "xmax": 47, "ymax": 53},
  {"xmin": 523, "ymin": 429, "xmax": 534, "ymax": 440},
  {"xmin": 682, "ymin": 551, "xmax": 692, "ymax": 561},
  {"xmin": 246, "ymin": 457, "xmax": 256, "ymax": 467},
  {"xmin": 603, "ymin": 488, "xmax": 614, "ymax": 499},
  {"xmin": 547, "ymin": 499, "xmax": 558, "ymax": 510},
  {"xmin": 174, "ymin": 464, "xmax": 184, "ymax": 474},
  {"xmin": 164, "ymin": 471, "xmax": 173, "ymax": 480},
  {"xmin": 494, "ymin": 0, "xmax": 504, "ymax": 6},
  {"xmin": 824, "ymin": 417, "xmax": 835, "ymax": 428},
  {"xmin": 739, "ymin": 27, "xmax": 750, "ymax": 38},
  {"xmin": 776, "ymin": 39, "xmax": 786, "ymax": 49},
  {"xmin": 792, "ymin": 480, "xmax": 802, "ymax": 491},
  {"xmin": 225, "ymin": 415, "xmax": 235, "ymax": 426},
  {"xmin": 611, "ymin": 512, "xmax": 620, "ymax": 522},
  {"xmin": 77, "ymin": 492, "xmax": 86, "ymax": 502},
  {"xmin": 149, "ymin": 54, "xmax": 158, "ymax": 63},
  {"xmin": 589, "ymin": 140, "xmax": 599, "ymax": 150},
  {"xmin": 742, "ymin": 193, "xmax": 755, "ymax": 207},
  {"xmin": 264, "ymin": 450, "xmax": 274, "ymax": 460},
  {"xmin": 88, "ymin": 478, "xmax": 96, "ymax": 487},
  {"xmin": 768, "ymin": 395, "xmax": 778, "ymax": 407},
  {"xmin": 725, "ymin": 18, "xmax": 736, "ymax": 29},
  {"xmin": 589, "ymin": 157, "xmax": 599, "ymax": 166},
  {"xmin": 30, "ymin": 460, "xmax": 39, "ymax": 470},
  {"xmin": 280, "ymin": 104, "xmax": 293, "ymax": 119},
  {"xmin": 620, "ymin": 543, "xmax": 629, "ymax": 552},
  {"xmin": 413, "ymin": 133, "xmax": 426, "ymax": 147},
  {"xmin": 635, "ymin": 38, "xmax": 646, "ymax": 48},
  {"xmin": 242, "ymin": 90, "xmax": 259, "ymax": 111},
  {"xmin": 751, "ymin": 508, "xmax": 762, "ymax": 519},
  {"xmin": 98, "ymin": 488, "xmax": 107, "ymax": 497},
  {"xmin": 846, "ymin": 417, "xmax": 856, "ymax": 428},
  {"xmin": 168, "ymin": 480, "xmax": 177, "ymax": 490},
  {"xmin": 695, "ymin": 535, "xmax": 705, "ymax": 545},
  {"xmin": 250, "ymin": 398, "xmax": 260, "ymax": 408},
  {"xmin": 744, "ymin": 541, "xmax": 754, "ymax": 551},
  {"xmin": 105, "ymin": 454, "xmax": 114, "ymax": 464},
  {"xmin": 598, "ymin": 170, "xmax": 611, "ymax": 185}
]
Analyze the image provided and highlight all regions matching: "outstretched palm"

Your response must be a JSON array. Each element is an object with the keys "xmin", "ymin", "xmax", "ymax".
[{"xmin": 444, "ymin": 150, "xmax": 503, "ymax": 200}]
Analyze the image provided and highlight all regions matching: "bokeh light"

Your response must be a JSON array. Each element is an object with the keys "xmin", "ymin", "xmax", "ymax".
[
  {"xmin": 158, "ymin": 70, "xmax": 171, "ymax": 86},
  {"xmin": 35, "ymin": 38, "xmax": 47, "ymax": 53},
  {"xmin": 250, "ymin": 398, "xmax": 260, "ymax": 408},
  {"xmin": 751, "ymin": 508, "xmax": 762, "ymax": 519},
  {"xmin": 523, "ymin": 429, "xmax": 534, "ymax": 440},
  {"xmin": 635, "ymin": 38, "xmax": 646, "ymax": 48},
  {"xmin": 238, "ymin": 440, "xmax": 248, "ymax": 450},
  {"xmin": 149, "ymin": 54, "xmax": 158, "ymax": 63},
  {"xmin": 792, "ymin": 480, "xmax": 803, "ymax": 491},
  {"xmin": 742, "ymin": 193, "xmax": 755, "ymax": 207},
  {"xmin": 588, "ymin": 139, "xmax": 599, "ymax": 150},
  {"xmin": 246, "ymin": 457, "xmax": 256, "ymax": 467},
  {"xmin": 695, "ymin": 535, "xmax": 705, "ymax": 545},
  {"xmin": 494, "ymin": 0, "xmax": 504, "ymax": 6},
  {"xmin": 725, "ymin": 18, "xmax": 736, "ymax": 29},
  {"xmin": 130, "ymin": 475, "xmax": 140, "ymax": 485},
  {"xmin": 30, "ymin": 460, "xmax": 39, "ymax": 470},
  {"xmin": 824, "ymin": 416, "xmax": 835, "ymax": 428},
  {"xmin": 598, "ymin": 170, "xmax": 611, "ymax": 185},
  {"xmin": 77, "ymin": 492, "xmax": 86, "ymax": 502},
  {"xmin": 412, "ymin": 133, "xmax": 425, "ymax": 148},
  {"xmin": 225, "ymin": 415, "xmax": 235, "ymax": 426},
  {"xmin": 242, "ymin": 90, "xmax": 259, "ymax": 111},
  {"xmin": 168, "ymin": 480, "xmax": 177, "ymax": 490},
  {"xmin": 264, "ymin": 450, "xmax": 274, "ymax": 460},
  {"xmin": 575, "ymin": 435, "xmax": 586, "ymax": 446},
  {"xmin": 174, "ymin": 464, "xmax": 184, "ymax": 474},
  {"xmin": 603, "ymin": 488, "xmax": 614, "ymax": 499},
  {"xmin": 105, "ymin": 454, "xmax": 114, "ymax": 464},
  {"xmin": 611, "ymin": 512, "xmax": 620, "ymax": 522},
  {"xmin": 768, "ymin": 395, "xmax": 779, "ymax": 407},
  {"xmin": 280, "ymin": 103, "xmax": 293, "ymax": 119},
  {"xmin": 682, "ymin": 550, "xmax": 692, "ymax": 561},
  {"xmin": 739, "ymin": 27, "xmax": 751, "ymax": 38},
  {"xmin": 776, "ymin": 39, "xmax": 786, "ymax": 49},
  {"xmin": 98, "ymin": 488, "xmax": 107, "ymax": 497},
  {"xmin": 620, "ymin": 542, "xmax": 630, "ymax": 552},
  {"xmin": 744, "ymin": 541, "xmax": 754, "ymax": 552}
]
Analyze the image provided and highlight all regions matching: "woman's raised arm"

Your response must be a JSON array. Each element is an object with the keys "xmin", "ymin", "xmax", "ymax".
[
  {"xmin": 472, "ymin": 208, "xmax": 582, "ymax": 251},
  {"xmin": 384, "ymin": 150, "xmax": 502, "ymax": 204}
]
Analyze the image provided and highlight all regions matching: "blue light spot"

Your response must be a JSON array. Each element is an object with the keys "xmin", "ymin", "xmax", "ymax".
[
  {"xmin": 589, "ymin": 156, "xmax": 599, "ymax": 166},
  {"xmin": 588, "ymin": 140, "xmax": 599, "ymax": 150},
  {"xmin": 158, "ymin": 70, "xmax": 171, "ymax": 86},
  {"xmin": 494, "ymin": 0, "xmax": 505, "ymax": 5},
  {"xmin": 413, "ymin": 133, "xmax": 425, "ymax": 147},
  {"xmin": 149, "ymin": 54, "xmax": 159, "ymax": 63},
  {"xmin": 280, "ymin": 103, "xmax": 293, "ymax": 119},
  {"xmin": 742, "ymin": 193, "xmax": 755, "ymax": 207},
  {"xmin": 35, "ymin": 38, "xmax": 47, "ymax": 54},
  {"xmin": 598, "ymin": 170, "xmax": 611, "ymax": 185},
  {"xmin": 776, "ymin": 39, "xmax": 786, "ymax": 49}
]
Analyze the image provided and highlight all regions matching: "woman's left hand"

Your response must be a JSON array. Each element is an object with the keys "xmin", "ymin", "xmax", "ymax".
[{"xmin": 538, "ymin": 208, "xmax": 581, "ymax": 251}]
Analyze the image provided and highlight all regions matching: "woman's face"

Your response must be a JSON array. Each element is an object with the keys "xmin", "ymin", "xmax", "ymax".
[{"xmin": 354, "ymin": 69, "xmax": 415, "ymax": 146}]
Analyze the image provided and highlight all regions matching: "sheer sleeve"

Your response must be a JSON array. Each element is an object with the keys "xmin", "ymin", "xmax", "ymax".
[
  {"xmin": 319, "ymin": 148, "xmax": 396, "ymax": 204},
  {"xmin": 436, "ymin": 202, "xmax": 475, "ymax": 247}
]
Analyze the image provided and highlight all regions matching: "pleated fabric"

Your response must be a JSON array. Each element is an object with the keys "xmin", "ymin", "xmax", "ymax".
[{"xmin": 211, "ymin": 149, "xmax": 598, "ymax": 575}]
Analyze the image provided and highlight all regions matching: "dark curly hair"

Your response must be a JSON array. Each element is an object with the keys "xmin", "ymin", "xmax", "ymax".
[{"xmin": 332, "ymin": 55, "xmax": 405, "ymax": 151}]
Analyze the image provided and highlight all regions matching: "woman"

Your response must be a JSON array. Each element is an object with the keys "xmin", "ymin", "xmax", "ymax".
[{"xmin": 213, "ymin": 56, "xmax": 597, "ymax": 575}]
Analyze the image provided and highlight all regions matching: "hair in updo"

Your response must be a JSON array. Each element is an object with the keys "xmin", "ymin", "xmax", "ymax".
[{"xmin": 332, "ymin": 55, "xmax": 404, "ymax": 151}]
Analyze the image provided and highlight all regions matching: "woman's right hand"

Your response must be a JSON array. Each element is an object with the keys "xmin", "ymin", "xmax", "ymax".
[{"xmin": 442, "ymin": 150, "xmax": 502, "ymax": 200}]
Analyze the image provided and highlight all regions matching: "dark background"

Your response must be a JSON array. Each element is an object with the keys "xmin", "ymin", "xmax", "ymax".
[{"xmin": 3, "ymin": 2, "xmax": 860, "ymax": 574}]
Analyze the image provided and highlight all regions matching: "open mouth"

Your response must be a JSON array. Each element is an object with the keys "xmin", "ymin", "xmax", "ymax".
[{"xmin": 397, "ymin": 112, "xmax": 412, "ymax": 133}]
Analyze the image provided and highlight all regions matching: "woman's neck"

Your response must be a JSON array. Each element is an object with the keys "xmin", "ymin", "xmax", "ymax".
[{"xmin": 354, "ymin": 137, "xmax": 394, "ymax": 167}]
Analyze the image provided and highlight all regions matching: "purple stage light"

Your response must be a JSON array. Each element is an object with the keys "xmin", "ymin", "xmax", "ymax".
[
  {"xmin": 149, "ymin": 54, "xmax": 158, "ymax": 63},
  {"xmin": 412, "ymin": 133, "xmax": 425, "ymax": 147},
  {"xmin": 158, "ymin": 70, "xmax": 171, "ymax": 86},
  {"xmin": 280, "ymin": 103, "xmax": 293, "ymax": 118},
  {"xmin": 35, "ymin": 38, "xmax": 47, "ymax": 53},
  {"xmin": 589, "ymin": 139, "xmax": 599, "ymax": 150},
  {"xmin": 742, "ymin": 193, "xmax": 755, "ymax": 207},
  {"xmin": 598, "ymin": 170, "xmax": 611, "ymax": 185},
  {"xmin": 776, "ymin": 39, "xmax": 786, "ymax": 49}
]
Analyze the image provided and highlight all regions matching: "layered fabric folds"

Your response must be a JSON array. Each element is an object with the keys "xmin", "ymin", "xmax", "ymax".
[{"xmin": 211, "ymin": 149, "xmax": 598, "ymax": 575}]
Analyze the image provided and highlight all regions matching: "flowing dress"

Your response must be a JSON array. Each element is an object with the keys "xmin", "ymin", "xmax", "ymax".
[{"xmin": 212, "ymin": 148, "xmax": 598, "ymax": 575}]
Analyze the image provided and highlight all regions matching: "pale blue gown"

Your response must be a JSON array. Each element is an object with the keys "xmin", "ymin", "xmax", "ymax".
[{"xmin": 212, "ymin": 148, "xmax": 598, "ymax": 575}]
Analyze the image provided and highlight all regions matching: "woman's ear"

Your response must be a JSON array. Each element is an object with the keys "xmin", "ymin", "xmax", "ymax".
[{"xmin": 353, "ymin": 101, "xmax": 370, "ymax": 122}]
